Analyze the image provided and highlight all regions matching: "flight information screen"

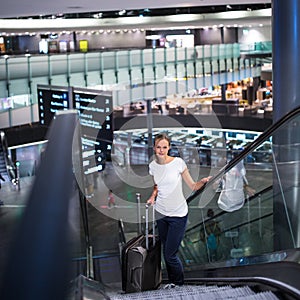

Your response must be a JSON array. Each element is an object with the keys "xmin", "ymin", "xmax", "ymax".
[
  {"xmin": 73, "ymin": 88, "xmax": 113, "ymax": 174},
  {"xmin": 37, "ymin": 85, "xmax": 113, "ymax": 174},
  {"xmin": 37, "ymin": 85, "xmax": 69, "ymax": 126}
]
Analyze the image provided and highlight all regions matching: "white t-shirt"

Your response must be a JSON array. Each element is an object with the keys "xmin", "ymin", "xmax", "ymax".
[{"xmin": 149, "ymin": 157, "xmax": 188, "ymax": 217}]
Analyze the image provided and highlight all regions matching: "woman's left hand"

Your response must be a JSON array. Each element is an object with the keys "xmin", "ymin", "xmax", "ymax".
[
  {"xmin": 201, "ymin": 176, "xmax": 212, "ymax": 184},
  {"xmin": 194, "ymin": 176, "xmax": 212, "ymax": 190}
]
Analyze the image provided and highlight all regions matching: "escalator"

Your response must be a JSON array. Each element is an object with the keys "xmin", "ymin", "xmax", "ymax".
[
  {"xmin": 172, "ymin": 105, "xmax": 300, "ymax": 299},
  {"xmin": 0, "ymin": 130, "xmax": 17, "ymax": 184},
  {"xmin": 1, "ymin": 107, "xmax": 300, "ymax": 299},
  {"xmin": 102, "ymin": 105, "xmax": 300, "ymax": 299}
]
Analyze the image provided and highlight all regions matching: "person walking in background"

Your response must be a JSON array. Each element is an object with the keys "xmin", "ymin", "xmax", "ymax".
[
  {"xmin": 0, "ymin": 173, "xmax": 5, "ymax": 205},
  {"xmin": 200, "ymin": 208, "xmax": 221, "ymax": 262},
  {"xmin": 218, "ymin": 152, "xmax": 255, "ymax": 212},
  {"xmin": 147, "ymin": 133, "xmax": 211, "ymax": 288},
  {"xmin": 0, "ymin": 173, "xmax": 5, "ymax": 189},
  {"xmin": 107, "ymin": 189, "xmax": 116, "ymax": 208}
]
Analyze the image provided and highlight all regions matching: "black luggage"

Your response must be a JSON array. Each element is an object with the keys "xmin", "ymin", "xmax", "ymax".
[{"xmin": 121, "ymin": 204, "xmax": 161, "ymax": 293}]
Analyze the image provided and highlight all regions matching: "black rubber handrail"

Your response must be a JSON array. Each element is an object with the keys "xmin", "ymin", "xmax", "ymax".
[
  {"xmin": 0, "ymin": 111, "xmax": 79, "ymax": 300},
  {"xmin": 187, "ymin": 105, "xmax": 300, "ymax": 204}
]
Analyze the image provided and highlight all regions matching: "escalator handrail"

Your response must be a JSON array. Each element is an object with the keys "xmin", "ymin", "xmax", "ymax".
[
  {"xmin": 187, "ymin": 105, "xmax": 300, "ymax": 204},
  {"xmin": 0, "ymin": 111, "xmax": 79, "ymax": 300}
]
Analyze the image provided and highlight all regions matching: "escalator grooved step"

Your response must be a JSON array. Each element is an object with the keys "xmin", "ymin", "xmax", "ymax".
[{"xmin": 106, "ymin": 284, "xmax": 279, "ymax": 300}]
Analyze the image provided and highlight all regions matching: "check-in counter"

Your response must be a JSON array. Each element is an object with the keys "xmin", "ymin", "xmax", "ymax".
[
  {"xmin": 243, "ymin": 105, "xmax": 258, "ymax": 116},
  {"xmin": 178, "ymin": 95, "xmax": 220, "ymax": 114},
  {"xmin": 134, "ymin": 108, "xmax": 143, "ymax": 114},
  {"xmin": 168, "ymin": 107, "xmax": 177, "ymax": 115},
  {"xmin": 212, "ymin": 98, "xmax": 239, "ymax": 115},
  {"xmin": 151, "ymin": 107, "xmax": 160, "ymax": 114},
  {"xmin": 113, "ymin": 107, "xmax": 124, "ymax": 118},
  {"xmin": 264, "ymin": 107, "xmax": 273, "ymax": 119}
]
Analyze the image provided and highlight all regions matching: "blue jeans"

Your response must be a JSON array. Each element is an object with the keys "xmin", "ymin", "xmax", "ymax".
[{"xmin": 156, "ymin": 212, "xmax": 188, "ymax": 285}]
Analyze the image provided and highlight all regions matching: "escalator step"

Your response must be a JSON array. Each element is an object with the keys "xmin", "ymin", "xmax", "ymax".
[{"xmin": 107, "ymin": 284, "xmax": 279, "ymax": 300}]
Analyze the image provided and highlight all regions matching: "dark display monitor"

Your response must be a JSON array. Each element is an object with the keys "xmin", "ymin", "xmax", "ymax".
[
  {"xmin": 37, "ymin": 85, "xmax": 113, "ymax": 175},
  {"xmin": 73, "ymin": 88, "xmax": 113, "ymax": 175},
  {"xmin": 37, "ymin": 85, "xmax": 69, "ymax": 126}
]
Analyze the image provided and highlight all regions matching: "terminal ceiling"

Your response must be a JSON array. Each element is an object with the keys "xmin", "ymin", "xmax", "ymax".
[
  {"xmin": 0, "ymin": 1, "xmax": 271, "ymax": 19},
  {"xmin": 0, "ymin": 1, "xmax": 272, "ymax": 33}
]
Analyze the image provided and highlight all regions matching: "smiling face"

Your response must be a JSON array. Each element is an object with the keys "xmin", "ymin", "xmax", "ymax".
[{"xmin": 154, "ymin": 138, "xmax": 170, "ymax": 160}]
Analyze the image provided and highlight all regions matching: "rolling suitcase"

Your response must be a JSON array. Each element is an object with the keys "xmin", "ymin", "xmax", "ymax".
[{"xmin": 121, "ymin": 204, "xmax": 161, "ymax": 293}]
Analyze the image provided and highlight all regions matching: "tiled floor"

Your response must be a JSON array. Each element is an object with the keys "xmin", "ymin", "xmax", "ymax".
[{"xmin": 0, "ymin": 158, "xmax": 273, "ymax": 289}]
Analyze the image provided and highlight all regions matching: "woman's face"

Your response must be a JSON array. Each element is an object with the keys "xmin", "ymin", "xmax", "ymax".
[{"xmin": 154, "ymin": 138, "xmax": 170, "ymax": 158}]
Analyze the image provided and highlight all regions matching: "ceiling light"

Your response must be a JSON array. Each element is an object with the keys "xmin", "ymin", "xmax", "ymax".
[
  {"xmin": 145, "ymin": 35, "xmax": 161, "ymax": 40},
  {"xmin": 118, "ymin": 10, "xmax": 126, "ymax": 16},
  {"xmin": 93, "ymin": 13, "xmax": 102, "ymax": 18}
]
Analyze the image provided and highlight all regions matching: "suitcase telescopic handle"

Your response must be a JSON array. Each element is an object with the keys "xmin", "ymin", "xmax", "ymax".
[{"xmin": 145, "ymin": 204, "xmax": 156, "ymax": 250}]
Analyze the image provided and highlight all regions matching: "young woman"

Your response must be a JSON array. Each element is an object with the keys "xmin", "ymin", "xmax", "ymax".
[{"xmin": 147, "ymin": 133, "xmax": 211, "ymax": 288}]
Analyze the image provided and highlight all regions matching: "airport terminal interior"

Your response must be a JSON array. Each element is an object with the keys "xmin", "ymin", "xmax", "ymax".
[{"xmin": 1, "ymin": 1, "xmax": 300, "ymax": 299}]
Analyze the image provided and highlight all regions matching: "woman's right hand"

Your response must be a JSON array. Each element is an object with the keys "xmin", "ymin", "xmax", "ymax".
[
  {"xmin": 147, "ymin": 183, "xmax": 158, "ymax": 206},
  {"xmin": 146, "ymin": 197, "xmax": 155, "ymax": 206}
]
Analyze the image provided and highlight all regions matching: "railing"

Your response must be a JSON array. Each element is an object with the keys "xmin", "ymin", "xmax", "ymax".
[{"xmin": 0, "ymin": 43, "xmax": 267, "ymax": 128}]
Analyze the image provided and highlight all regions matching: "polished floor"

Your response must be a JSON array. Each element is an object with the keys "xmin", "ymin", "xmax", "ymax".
[{"xmin": 0, "ymin": 157, "xmax": 273, "ymax": 291}]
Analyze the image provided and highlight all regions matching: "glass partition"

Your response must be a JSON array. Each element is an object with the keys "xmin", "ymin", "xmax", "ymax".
[
  {"xmin": 182, "ymin": 108, "xmax": 300, "ymax": 268},
  {"xmin": 0, "ymin": 42, "xmax": 270, "ymax": 130}
]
